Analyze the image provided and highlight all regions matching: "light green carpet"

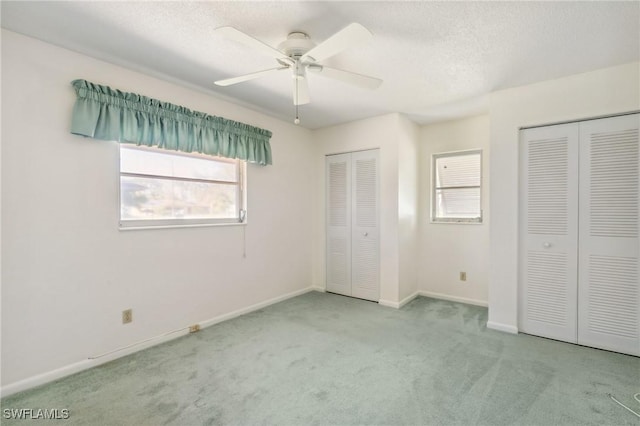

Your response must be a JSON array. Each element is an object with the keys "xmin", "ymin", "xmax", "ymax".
[{"xmin": 2, "ymin": 292, "xmax": 639, "ymax": 425}]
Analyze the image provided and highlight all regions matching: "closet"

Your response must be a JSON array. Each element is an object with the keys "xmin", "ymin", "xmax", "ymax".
[
  {"xmin": 326, "ymin": 149, "xmax": 380, "ymax": 302},
  {"xmin": 519, "ymin": 114, "xmax": 639, "ymax": 356}
]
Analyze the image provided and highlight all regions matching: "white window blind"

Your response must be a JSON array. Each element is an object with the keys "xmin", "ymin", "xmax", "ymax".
[{"xmin": 432, "ymin": 150, "xmax": 482, "ymax": 223}]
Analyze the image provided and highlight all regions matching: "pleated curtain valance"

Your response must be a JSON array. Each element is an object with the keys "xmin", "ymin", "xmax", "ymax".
[{"xmin": 70, "ymin": 79, "xmax": 273, "ymax": 165}]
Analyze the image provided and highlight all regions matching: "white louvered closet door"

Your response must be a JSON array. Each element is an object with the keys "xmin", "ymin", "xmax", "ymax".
[
  {"xmin": 326, "ymin": 153, "xmax": 352, "ymax": 297},
  {"xmin": 519, "ymin": 124, "xmax": 580, "ymax": 343},
  {"xmin": 578, "ymin": 114, "xmax": 640, "ymax": 356},
  {"xmin": 350, "ymin": 150, "xmax": 380, "ymax": 301},
  {"xmin": 326, "ymin": 150, "xmax": 380, "ymax": 301}
]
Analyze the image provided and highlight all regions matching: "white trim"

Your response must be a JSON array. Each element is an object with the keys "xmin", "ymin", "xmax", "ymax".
[
  {"xmin": 519, "ymin": 109, "xmax": 640, "ymax": 130},
  {"xmin": 398, "ymin": 292, "xmax": 420, "ymax": 308},
  {"xmin": 1, "ymin": 334, "xmax": 190, "ymax": 398},
  {"xmin": 380, "ymin": 291, "xmax": 486, "ymax": 309},
  {"xmin": 119, "ymin": 221, "xmax": 247, "ymax": 231},
  {"xmin": 378, "ymin": 299, "xmax": 400, "ymax": 308},
  {"xmin": 418, "ymin": 291, "xmax": 488, "ymax": 307},
  {"xmin": 487, "ymin": 321, "xmax": 519, "ymax": 334},
  {"xmin": 1, "ymin": 359, "xmax": 98, "ymax": 400},
  {"xmin": 1, "ymin": 286, "xmax": 321, "ymax": 398},
  {"xmin": 324, "ymin": 146, "xmax": 381, "ymax": 157},
  {"xmin": 198, "ymin": 286, "xmax": 317, "ymax": 329},
  {"xmin": 379, "ymin": 292, "xmax": 420, "ymax": 309}
]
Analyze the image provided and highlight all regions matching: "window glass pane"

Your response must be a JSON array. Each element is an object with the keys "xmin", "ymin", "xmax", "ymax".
[
  {"xmin": 435, "ymin": 187, "xmax": 481, "ymax": 219},
  {"xmin": 435, "ymin": 153, "xmax": 481, "ymax": 187},
  {"xmin": 432, "ymin": 150, "xmax": 482, "ymax": 222},
  {"xmin": 121, "ymin": 176, "xmax": 238, "ymax": 220},
  {"xmin": 121, "ymin": 146, "xmax": 238, "ymax": 182}
]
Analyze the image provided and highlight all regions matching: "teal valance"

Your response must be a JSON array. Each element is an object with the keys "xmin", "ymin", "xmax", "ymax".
[{"xmin": 70, "ymin": 79, "xmax": 272, "ymax": 165}]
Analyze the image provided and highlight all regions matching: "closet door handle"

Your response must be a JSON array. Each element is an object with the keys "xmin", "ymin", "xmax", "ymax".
[
  {"xmin": 363, "ymin": 232, "xmax": 368, "ymax": 237},
  {"xmin": 543, "ymin": 242, "xmax": 551, "ymax": 248}
]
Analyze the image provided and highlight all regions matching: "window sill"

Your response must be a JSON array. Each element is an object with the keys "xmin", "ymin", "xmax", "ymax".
[
  {"xmin": 119, "ymin": 221, "xmax": 247, "ymax": 231},
  {"xmin": 430, "ymin": 220, "xmax": 483, "ymax": 225}
]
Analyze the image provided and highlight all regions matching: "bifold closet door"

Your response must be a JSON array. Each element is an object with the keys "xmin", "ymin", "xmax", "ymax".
[
  {"xmin": 520, "ymin": 114, "xmax": 640, "ymax": 356},
  {"xmin": 326, "ymin": 153, "xmax": 352, "ymax": 296},
  {"xmin": 578, "ymin": 114, "xmax": 639, "ymax": 356},
  {"xmin": 519, "ymin": 123, "xmax": 580, "ymax": 343},
  {"xmin": 350, "ymin": 150, "xmax": 380, "ymax": 301},
  {"xmin": 326, "ymin": 150, "xmax": 380, "ymax": 302}
]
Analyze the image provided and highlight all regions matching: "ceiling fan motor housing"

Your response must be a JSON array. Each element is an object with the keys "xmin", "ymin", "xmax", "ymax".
[{"xmin": 277, "ymin": 32, "xmax": 316, "ymax": 59}]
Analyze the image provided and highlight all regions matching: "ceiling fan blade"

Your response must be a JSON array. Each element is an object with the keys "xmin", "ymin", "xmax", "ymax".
[
  {"xmin": 309, "ymin": 66, "xmax": 382, "ymax": 90},
  {"xmin": 216, "ymin": 26, "xmax": 286, "ymax": 60},
  {"xmin": 215, "ymin": 67, "xmax": 287, "ymax": 87},
  {"xmin": 293, "ymin": 76, "xmax": 310, "ymax": 105},
  {"xmin": 301, "ymin": 23, "xmax": 372, "ymax": 63}
]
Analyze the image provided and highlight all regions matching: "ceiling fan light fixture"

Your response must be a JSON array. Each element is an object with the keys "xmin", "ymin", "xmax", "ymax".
[{"xmin": 293, "ymin": 61, "xmax": 306, "ymax": 80}]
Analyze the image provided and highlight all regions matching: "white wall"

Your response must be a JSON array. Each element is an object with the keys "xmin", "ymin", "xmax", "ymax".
[
  {"xmin": 418, "ymin": 115, "xmax": 490, "ymax": 306},
  {"xmin": 489, "ymin": 61, "xmax": 640, "ymax": 332},
  {"xmin": 1, "ymin": 30, "xmax": 315, "ymax": 388},
  {"xmin": 397, "ymin": 115, "xmax": 419, "ymax": 302}
]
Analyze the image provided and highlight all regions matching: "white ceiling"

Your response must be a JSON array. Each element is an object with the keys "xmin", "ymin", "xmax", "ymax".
[{"xmin": 2, "ymin": 1, "xmax": 638, "ymax": 129}]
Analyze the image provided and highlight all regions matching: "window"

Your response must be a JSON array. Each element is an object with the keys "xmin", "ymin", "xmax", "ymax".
[
  {"xmin": 119, "ymin": 145, "xmax": 246, "ymax": 228},
  {"xmin": 432, "ymin": 150, "xmax": 482, "ymax": 223}
]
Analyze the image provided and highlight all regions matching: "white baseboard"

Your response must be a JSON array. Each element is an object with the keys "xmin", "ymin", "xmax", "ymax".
[
  {"xmin": 487, "ymin": 321, "xmax": 519, "ymax": 334},
  {"xmin": 1, "ymin": 359, "xmax": 93, "ymax": 400},
  {"xmin": 378, "ymin": 299, "xmax": 400, "ymax": 308},
  {"xmin": 398, "ymin": 292, "xmax": 420, "ymax": 308},
  {"xmin": 378, "ymin": 292, "xmax": 419, "ymax": 309},
  {"xmin": 1, "ymin": 329, "xmax": 192, "ymax": 398},
  {"xmin": 1, "ymin": 286, "xmax": 319, "ymax": 398},
  {"xmin": 380, "ymin": 291, "xmax": 484, "ymax": 310},
  {"xmin": 1, "ymin": 331, "xmax": 192, "ymax": 398},
  {"xmin": 199, "ymin": 286, "xmax": 318, "ymax": 329},
  {"xmin": 418, "ymin": 291, "xmax": 488, "ymax": 308},
  {"xmin": 417, "ymin": 292, "xmax": 518, "ymax": 335}
]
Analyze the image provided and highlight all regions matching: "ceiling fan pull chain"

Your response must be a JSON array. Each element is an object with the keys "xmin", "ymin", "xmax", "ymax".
[{"xmin": 294, "ymin": 61, "xmax": 300, "ymax": 125}]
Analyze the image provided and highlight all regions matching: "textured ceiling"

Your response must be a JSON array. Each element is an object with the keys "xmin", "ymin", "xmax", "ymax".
[{"xmin": 2, "ymin": 1, "xmax": 639, "ymax": 129}]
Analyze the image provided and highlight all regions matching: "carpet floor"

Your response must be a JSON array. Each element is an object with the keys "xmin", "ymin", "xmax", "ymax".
[{"xmin": 2, "ymin": 291, "xmax": 639, "ymax": 425}]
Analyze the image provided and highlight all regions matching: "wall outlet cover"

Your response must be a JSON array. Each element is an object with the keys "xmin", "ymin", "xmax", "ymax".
[{"xmin": 122, "ymin": 309, "xmax": 133, "ymax": 324}]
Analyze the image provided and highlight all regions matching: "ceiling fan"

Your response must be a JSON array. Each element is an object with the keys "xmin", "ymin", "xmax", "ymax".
[{"xmin": 214, "ymin": 23, "xmax": 382, "ymax": 115}]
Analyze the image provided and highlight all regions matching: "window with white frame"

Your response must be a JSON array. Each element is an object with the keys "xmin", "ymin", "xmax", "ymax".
[
  {"xmin": 119, "ymin": 145, "xmax": 246, "ymax": 228},
  {"xmin": 432, "ymin": 150, "xmax": 482, "ymax": 223}
]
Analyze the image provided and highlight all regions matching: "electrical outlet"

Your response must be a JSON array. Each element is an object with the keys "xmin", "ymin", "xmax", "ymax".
[
  {"xmin": 460, "ymin": 272, "xmax": 467, "ymax": 281},
  {"xmin": 122, "ymin": 309, "xmax": 133, "ymax": 324},
  {"xmin": 189, "ymin": 324, "xmax": 200, "ymax": 333}
]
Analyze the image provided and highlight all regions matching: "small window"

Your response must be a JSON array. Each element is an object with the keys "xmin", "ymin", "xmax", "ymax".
[
  {"xmin": 432, "ymin": 150, "xmax": 482, "ymax": 223},
  {"xmin": 119, "ymin": 145, "xmax": 246, "ymax": 229}
]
